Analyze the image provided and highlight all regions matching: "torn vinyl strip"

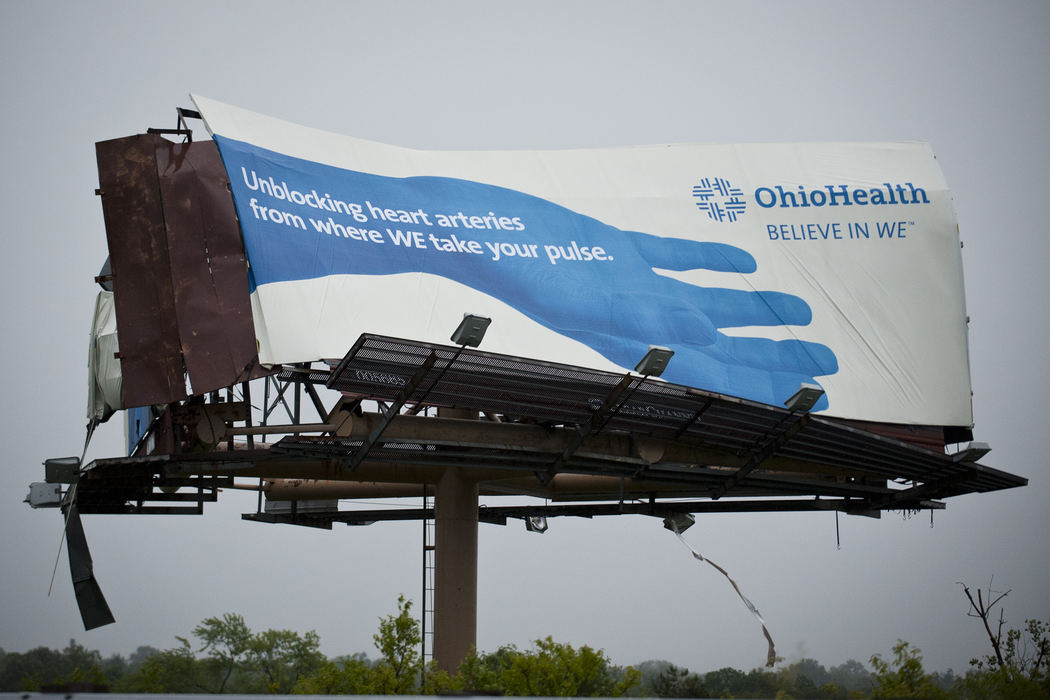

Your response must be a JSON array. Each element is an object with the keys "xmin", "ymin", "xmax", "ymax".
[{"xmin": 674, "ymin": 531, "xmax": 776, "ymax": 667}]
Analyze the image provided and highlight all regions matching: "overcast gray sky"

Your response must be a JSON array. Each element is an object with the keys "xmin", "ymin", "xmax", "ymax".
[{"xmin": 1, "ymin": 0, "xmax": 1047, "ymax": 676}]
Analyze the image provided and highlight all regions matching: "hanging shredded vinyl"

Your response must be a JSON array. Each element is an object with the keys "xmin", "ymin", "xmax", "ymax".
[{"xmin": 672, "ymin": 529, "xmax": 776, "ymax": 667}]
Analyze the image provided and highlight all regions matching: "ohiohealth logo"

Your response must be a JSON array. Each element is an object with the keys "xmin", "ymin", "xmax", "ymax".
[{"xmin": 692, "ymin": 177, "xmax": 747, "ymax": 222}]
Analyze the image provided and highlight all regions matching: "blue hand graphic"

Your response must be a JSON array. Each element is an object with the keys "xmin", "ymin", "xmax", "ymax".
[{"xmin": 216, "ymin": 135, "xmax": 838, "ymax": 409}]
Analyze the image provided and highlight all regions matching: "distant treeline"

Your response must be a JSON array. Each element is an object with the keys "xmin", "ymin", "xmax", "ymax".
[{"xmin": 2, "ymin": 594, "xmax": 1046, "ymax": 698}]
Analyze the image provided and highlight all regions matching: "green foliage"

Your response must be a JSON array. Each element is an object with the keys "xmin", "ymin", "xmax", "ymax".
[
  {"xmin": 953, "ymin": 665, "xmax": 1049, "ymax": 700},
  {"xmin": 869, "ymin": 640, "xmax": 950, "ymax": 699},
  {"xmin": 648, "ymin": 662, "xmax": 709, "ymax": 698},
  {"xmin": 248, "ymin": 627, "xmax": 325, "ymax": 692},
  {"xmin": 6, "ymin": 589, "xmax": 1046, "ymax": 698},
  {"xmin": 454, "ymin": 643, "xmax": 512, "ymax": 693},
  {"xmin": 293, "ymin": 594, "xmax": 426, "ymax": 695},
  {"xmin": 456, "ymin": 637, "xmax": 640, "ymax": 697},
  {"xmin": 953, "ymin": 616, "xmax": 1050, "ymax": 699},
  {"xmin": 293, "ymin": 654, "xmax": 375, "ymax": 694},
  {"xmin": 113, "ymin": 613, "xmax": 324, "ymax": 694},
  {"xmin": 703, "ymin": 665, "xmax": 750, "ymax": 697},
  {"xmin": 663, "ymin": 658, "xmax": 873, "ymax": 699},
  {"xmin": 371, "ymin": 594, "xmax": 422, "ymax": 693},
  {"xmin": 1, "ymin": 646, "xmax": 65, "ymax": 690},
  {"xmin": 193, "ymin": 612, "xmax": 253, "ymax": 692},
  {"xmin": 827, "ymin": 658, "xmax": 876, "ymax": 697},
  {"xmin": 0, "ymin": 639, "xmax": 117, "ymax": 691},
  {"xmin": 420, "ymin": 665, "xmax": 461, "ymax": 695},
  {"xmin": 113, "ymin": 638, "xmax": 208, "ymax": 693},
  {"xmin": 954, "ymin": 581, "xmax": 1050, "ymax": 699}
]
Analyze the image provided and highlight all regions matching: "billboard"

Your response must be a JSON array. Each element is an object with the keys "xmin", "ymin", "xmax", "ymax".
[{"xmin": 193, "ymin": 95, "xmax": 971, "ymax": 426}]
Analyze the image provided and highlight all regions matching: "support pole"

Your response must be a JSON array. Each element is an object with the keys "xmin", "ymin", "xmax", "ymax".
[{"xmin": 432, "ymin": 408, "xmax": 479, "ymax": 673}]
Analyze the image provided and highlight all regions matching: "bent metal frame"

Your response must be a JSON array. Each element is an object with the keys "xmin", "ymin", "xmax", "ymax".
[{"xmin": 31, "ymin": 119, "xmax": 1027, "ymax": 673}]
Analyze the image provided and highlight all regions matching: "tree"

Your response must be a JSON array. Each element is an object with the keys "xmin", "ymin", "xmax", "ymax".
[
  {"xmin": 454, "ymin": 638, "xmax": 639, "ymax": 697},
  {"xmin": 126, "ymin": 645, "xmax": 161, "ymax": 671},
  {"xmin": 248, "ymin": 628, "xmax": 324, "ymax": 693},
  {"xmin": 957, "ymin": 580, "xmax": 1050, "ymax": 698},
  {"xmin": 371, "ymin": 594, "xmax": 422, "ymax": 693},
  {"xmin": 0, "ymin": 640, "xmax": 116, "ymax": 691},
  {"xmin": 455, "ymin": 644, "xmax": 517, "ymax": 695},
  {"xmin": 488, "ymin": 637, "xmax": 639, "ymax": 697},
  {"xmin": 648, "ymin": 662, "xmax": 709, "ymax": 698},
  {"xmin": 953, "ymin": 581, "xmax": 1050, "ymax": 698},
  {"xmin": 292, "ymin": 595, "xmax": 430, "ymax": 695},
  {"xmin": 0, "ymin": 646, "xmax": 67, "ymax": 690},
  {"xmin": 826, "ymin": 658, "xmax": 873, "ymax": 697},
  {"xmin": 293, "ymin": 654, "xmax": 375, "ymax": 694},
  {"xmin": 117, "ymin": 613, "xmax": 326, "ymax": 694},
  {"xmin": 193, "ymin": 612, "xmax": 253, "ymax": 692},
  {"xmin": 703, "ymin": 666, "xmax": 750, "ymax": 697},
  {"xmin": 869, "ymin": 640, "xmax": 949, "ymax": 699},
  {"xmin": 113, "ymin": 638, "xmax": 208, "ymax": 693},
  {"xmin": 99, "ymin": 652, "xmax": 128, "ymax": 685}
]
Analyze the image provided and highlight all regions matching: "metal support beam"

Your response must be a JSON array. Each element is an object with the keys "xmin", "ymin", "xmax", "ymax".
[
  {"xmin": 302, "ymin": 372, "xmax": 329, "ymax": 419},
  {"xmin": 548, "ymin": 373, "xmax": 638, "ymax": 474},
  {"xmin": 862, "ymin": 469, "xmax": 975, "ymax": 510},
  {"xmin": 239, "ymin": 497, "xmax": 951, "ymax": 529},
  {"xmin": 341, "ymin": 353, "xmax": 437, "ymax": 472},
  {"xmin": 711, "ymin": 413, "xmax": 811, "ymax": 500},
  {"xmin": 432, "ymin": 467, "xmax": 478, "ymax": 673},
  {"xmin": 263, "ymin": 375, "xmax": 296, "ymax": 425}
]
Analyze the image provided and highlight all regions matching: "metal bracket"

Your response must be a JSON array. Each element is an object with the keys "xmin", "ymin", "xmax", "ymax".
[
  {"xmin": 548, "ymin": 373, "xmax": 639, "ymax": 474},
  {"xmin": 862, "ymin": 469, "xmax": 974, "ymax": 510},
  {"xmin": 711, "ymin": 412, "xmax": 812, "ymax": 500},
  {"xmin": 145, "ymin": 107, "xmax": 201, "ymax": 142}
]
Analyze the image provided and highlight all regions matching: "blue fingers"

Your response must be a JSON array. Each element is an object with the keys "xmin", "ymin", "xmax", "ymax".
[
  {"xmin": 632, "ymin": 232, "xmax": 757, "ymax": 273},
  {"xmin": 665, "ymin": 282, "xmax": 813, "ymax": 329},
  {"xmin": 628, "ymin": 233, "xmax": 813, "ymax": 329},
  {"xmin": 591, "ymin": 333, "xmax": 835, "ymax": 409},
  {"xmin": 710, "ymin": 335, "xmax": 838, "ymax": 377},
  {"xmin": 660, "ymin": 345, "xmax": 833, "ymax": 409}
]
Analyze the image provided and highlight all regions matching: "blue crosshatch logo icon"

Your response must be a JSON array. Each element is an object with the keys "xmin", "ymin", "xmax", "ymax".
[{"xmin": 692, "ymin": 177, "xmax": 747, "ymax": 222}]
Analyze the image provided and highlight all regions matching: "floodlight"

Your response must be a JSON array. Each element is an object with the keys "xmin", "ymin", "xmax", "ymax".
[
  {"xmin": 26, "ymin": 482, "xmax": 62, "ymax": 508},
  {"xmin": 525, "ymin": 515, "xmax": 548, "ymax": 534},
  {"xmin": 450, "ymin": 313, "xmax": 491, "ymax": 347},
  {"xmin": 662, "ymin": 512, "xmax": 695, "ymax": 534},
  {"xmin": 45, "ymin": 457, "xmax": 80, "ymax": 484},
  {"xmin": 634, "ymin": 346, "xmax": 674, "ymax": 377},
  {"xmin": 784, "ymin": 383, "xmax": 825, "ymax": 413},
  {"xmin": 953, "ymin": 441, "xmax": 991, "ymax": 463}
]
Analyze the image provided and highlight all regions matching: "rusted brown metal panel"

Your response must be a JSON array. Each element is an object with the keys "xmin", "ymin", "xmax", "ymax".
[
  {"xmin": 154, "ymin": 139, "xmax": 261, "ymax": 393},
  {"xmin": 95, "ymin": 135, "xmax": 187, "ymax": 407},
  {"xmin": 831, "ymin": 417, "xmax": 949, "ymax": 452},
  {"xmin": 96, "ymin": 134, "xmax": 268, "ymax": 408}
]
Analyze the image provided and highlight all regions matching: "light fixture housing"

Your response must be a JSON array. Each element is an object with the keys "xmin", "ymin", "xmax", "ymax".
[
  {"xmin": 524, "ymin": 515, "xmax": 548, "ymax": 533},
  {"xmin": 662, "ymin": 512, "xmax": 695, "ymax": 534},
  {"xmin": 26, "ymin": 482, "xmax": 63, "ymax": 508},
  {"xmin": 953, "ymin": 441, "xmax": 991, "ymax": 463},
  {"xmin": 784, "ymin": 382, "xmax": 825, "ymax": 413},
  {"xmin": 45, "ymin": 457, "xmax": 80, "ymax": 484},
  {"xmin": 450, "ymin": 313, "xmax": 491, "ymax": 347},
  {"xmin": 634, "ymin": 345, "xmax": 674, "ymax": 377}
]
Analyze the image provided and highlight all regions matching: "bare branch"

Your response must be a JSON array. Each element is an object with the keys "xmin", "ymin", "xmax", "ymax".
[{"xmin": 959, "ymin": 581, "xmax": 1007, "ymax": 668}]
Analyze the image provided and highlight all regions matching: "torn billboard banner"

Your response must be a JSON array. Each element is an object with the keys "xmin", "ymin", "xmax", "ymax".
[{"xmin": 192, "ymin": 95, "xmax": 971, "ymax": 427}]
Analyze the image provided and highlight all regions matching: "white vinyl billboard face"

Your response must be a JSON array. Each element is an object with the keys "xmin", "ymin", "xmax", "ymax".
[{"xmin": 192, "ymin": 95, "xmax": 972, "ymax": 426}]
